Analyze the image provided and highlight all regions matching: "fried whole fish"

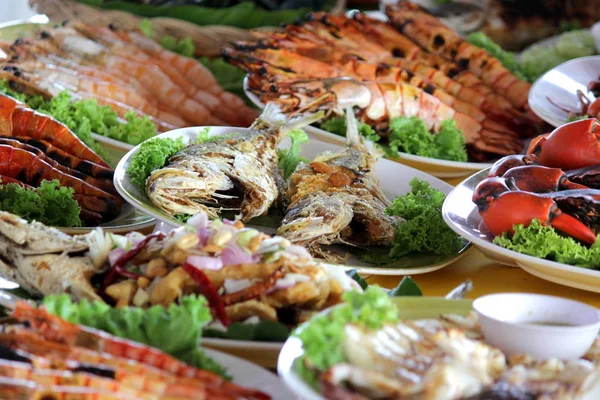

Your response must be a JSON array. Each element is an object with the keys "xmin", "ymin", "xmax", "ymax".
[
  {"xmin": 146, "ymin": 104, "xmax": 323, "ymax": 221},
  {"xmin": 277, "ymin": 109, "xmax": 401, "ymax": 261},
  {"xmin": 0, "ymin": 211, "xmax": 105, "ymax": 301}
]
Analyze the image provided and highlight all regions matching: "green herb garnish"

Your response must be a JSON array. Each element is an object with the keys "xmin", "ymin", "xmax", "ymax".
[
  {"xmin": 0, "ymin": 180, "xmax": 81, "ymax": 227},
  {"xmin": 127, "ymin": 137, "xmax": 186, "ymax": 189},
  {"xmin": 44, "ymin": 294, "xmax": 229, "ymax": 378},
  {"xmin": 386, "ymin": 178, "xmax": 465, "ymax": 258},
  {"xmin": 494, "ymin": 219, "xmax": 600, "ymax": 268},
  {"xmin": 278, "ymin": 129, "xmax": 309, "ymax": 179}
]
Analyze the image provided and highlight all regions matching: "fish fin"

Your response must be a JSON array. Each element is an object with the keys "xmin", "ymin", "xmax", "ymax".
[
  {"xmin": 256, "ymin": 103, "xmax": 325, "ymax": 133},
  {"xmin": 345, "ymin": 107, "xmax": 383, "ymax": 159}
]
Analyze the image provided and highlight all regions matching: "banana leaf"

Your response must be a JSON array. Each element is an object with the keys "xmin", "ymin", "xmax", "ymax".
[{"xmin": 72, "ymin": 0, "xmax": 330, "ymax": 28}]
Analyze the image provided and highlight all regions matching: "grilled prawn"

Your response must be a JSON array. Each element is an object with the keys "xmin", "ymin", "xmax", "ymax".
[
  {"xmin": 147, "ymin": 104, "xmax": 323, "ymax": 221},
  {"xmin": 277, "ymin": 108, "xmax": 400, "ymax": 261}
]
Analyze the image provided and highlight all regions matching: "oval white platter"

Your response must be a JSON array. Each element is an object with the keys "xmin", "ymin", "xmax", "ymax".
[
  {"xmin": 243, "ymin": 77, "xmax": 492, "ymax": 179},
  {"xmin": 442, "ymin": 168, "xmax": 600, "ymax": 293},
  {"xmin": 204, "ymin": 347, "xmax": 297, "ymax": 400},
  {"xmin": 115, "ymin": 125, "xmax": 470, "ymax": 276},
  {"xmin": 528, "ymin": 55, "xmax": 600, "ymax": 128}
]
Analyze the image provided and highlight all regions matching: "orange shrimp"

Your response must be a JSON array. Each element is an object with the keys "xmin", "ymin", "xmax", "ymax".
[
  {"xmin": 0, "ymin": 359, "xmax": 212, "ymax": 398},
  {"xmin": 0, "ymin": 145, "xmax": 121, "ymax": 220},
  {"xmin": 0, "ymin": 94, "xmax": 110, "ymax": 167},
  {"xmin": 10, "ymin": 303, "xmax": 271, "ymax": 400},
  {"xmin": 0, "ymin": 137, "xmax": 115, "ymax": 195},
  {"xmin": 66, "ymin": 23, "xmax": 247, "ymax": 125}
]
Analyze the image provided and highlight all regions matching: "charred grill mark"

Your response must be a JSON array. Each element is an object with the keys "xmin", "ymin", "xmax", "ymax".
[
  {"xmin": 0, "ymin": 344, "xmax": 31, "ymax": 363},
  {"xmin": 432, "ymin": 34, "xmax": 445, "ymax": 48},
  {"xmin": 73, "ymin": 363, "xmax": 116, "ymax": 379},
  {"xmin": 392, "ymin": 49, "xmax": 405, "ymax": 58}
]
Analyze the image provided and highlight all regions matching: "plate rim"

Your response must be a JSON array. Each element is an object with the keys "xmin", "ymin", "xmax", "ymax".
[
  {"xmin": 242, "ymin": 76, "xmax": 493, "ymax": 173},
  {"xmin": 114, "ymin": 125, "xmax": 470, "ymax": 275},
  {"xmin": 442, "ymin": 167, "xmax": 600, "ymax": 289},
  {"xmin": 528, "ymin": 55, "xmax": 600, "ymax": 128}
]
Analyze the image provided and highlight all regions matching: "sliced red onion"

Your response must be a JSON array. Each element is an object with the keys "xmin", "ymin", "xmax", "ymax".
[
  {"xmin": 108, "ymin": 247, "xmax": 126, "ymax": 267},
  {"xmin": 186, "ymin": 255, "xmax": 223, "ymax": 270},
  {"xmin": 223, "ymin": 219, "xmax": 236, "ymax": 225},
  {"xmin": 196, "ymin": 226, "xmax": 211, "ymax": 246},
  {"xmin": 152, "ymin": 221, "xmax": 178, "ymax": 236},
  {"xmin": 223, "ymin": 278, "xmax": 252, "ymax": 294},
  {"xmin": 221, "ymin": 244, "xmax": 255, "ymax": 266},
  {"xmin": 187, "ymin": 212, "xmax": 209, "ymax": 230}
]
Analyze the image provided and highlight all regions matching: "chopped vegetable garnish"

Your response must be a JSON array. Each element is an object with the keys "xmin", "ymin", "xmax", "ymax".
[
  {"xmin": 43, "ymin": 293, "xmax": 230, "ymax": 378},
  {"xmin": 0, "ymin": 179, "xmax": 81, "ymax": 227},
  {"xmin": 127, "ymin": 137, "xmax": 186, "ymax": 189},
  {"xmin": 493, "ymin": 219, "xmax": 600, "ymax": 268}
]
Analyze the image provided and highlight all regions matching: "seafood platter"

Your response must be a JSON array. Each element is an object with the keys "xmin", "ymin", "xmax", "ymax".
[
  {"xmin": 114, "ymin": 105, "xmax": 469, "ymax": 275},
  {"xmin": 444, "ymin": 118, "xmax": 600, "ymax": 292},
  {"xmin": 230, "ymin": 1, "xmax": 548, "ymax": 178},
  {"xmin": 0, "ymin": 288, "xmax": 290, "ymax": 399},
  {"xmin": 279, "ymin": 291, "xmax": 600, "ymax": 400},
  {"xmin": 0, "ymin": 17, "xmax": 259, "ymax": 233}
]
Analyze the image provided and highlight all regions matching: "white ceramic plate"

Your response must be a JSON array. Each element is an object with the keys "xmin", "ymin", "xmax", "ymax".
[
  {"xmin": 243, "ymin": 77, "xmax": 492, "ymax": 179},
  {"xmin": 442, "ymin": 168, "xmax": 600, "ymax": 293},
  {"xmin": 204, "ymin": 347, "xmax": 297, "ymax": 400},
  {"xmin": 115, "ymin": 125, "xmax": 470, "ymax": 275},
  {"xmin": 277, "ymin": 297, "xmax": 473, "ymax": 400},
  {"xmin": 529, "ymin": 55, "xmax": 600, "ymax": 127}
]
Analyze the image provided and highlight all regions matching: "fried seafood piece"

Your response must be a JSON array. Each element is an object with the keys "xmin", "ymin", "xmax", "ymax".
[
  {"xmin": 146, "ymin": 104, "xmax": 322, "ymax": 221},
  {"xmin": 0, "ymin": 212, "xmax": 105, "ymax": 301},
  {"xmin": 277, "ymin": 110, "xmax": 400, "ymax": 261}
]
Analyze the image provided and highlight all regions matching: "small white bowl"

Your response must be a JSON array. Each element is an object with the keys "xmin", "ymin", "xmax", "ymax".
[{"xmin": 473, "ymin": 293, "xmax": 600, "ymax": 360}]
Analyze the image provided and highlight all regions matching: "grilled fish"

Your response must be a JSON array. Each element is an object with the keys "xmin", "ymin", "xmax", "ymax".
[
  {"xmin": 277, "ymin": 108, "xmax": 401, "ymax": 261},
  {"xmin": 146, "ymin": 104, "xmax": 323, "ymax": 222},
  {"xmin": 0, "ymin": 211, "xmax": 106, "ymax": 301},
  {"xmin": 321, "ymin": 313, "xmax": 600, "ymax": 400}
]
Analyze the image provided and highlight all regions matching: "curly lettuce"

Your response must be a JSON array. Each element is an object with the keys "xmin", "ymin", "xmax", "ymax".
[
  {"xmin": 0, "ymin": 180, "xmax": 81, "ymax": 227},
  {"xmin": 320, "ymin": 115, "xmax": 467, "ymax": 162},
  {"xmin": 278, "ymin": 129, "xmax": 309, "ymax": 179},
  {"xmin": 43, "ymin": 294, "xmax": 229, "ymax": 378},
  {"xmin": 0, "ymin": 80, "xmax": 157, "ymax": 163},
  {"xmin": 127, "ymin": 137, "xmax": 187, "ymax": 189},
  {"xmin": 386, "ymin": 178, "xmax": 464, "ymax": 258},
  {"xmin": 493, "ymin": 219, "xmax": 600, "ymax": 268},
  {"xmin": 295, "ymin": 287, "xmax": 399, "ymax": 387}
]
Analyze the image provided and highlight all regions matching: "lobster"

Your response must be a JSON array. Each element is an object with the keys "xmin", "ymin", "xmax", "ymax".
[{"xmin": 473, "ymin": 119, "xmax": 600, "ymax": 246}]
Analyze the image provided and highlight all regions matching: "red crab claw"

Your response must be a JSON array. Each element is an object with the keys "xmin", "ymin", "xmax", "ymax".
[
  {"xmin": 502, "ymin": 165, "xmax": 588, "ymax": 193},
  {"xmin": 567, "ymin": 165, "xmax": 600, "ymax": 189},
  {"xmin": 473, "ymin": 180, "xmax": 597, "ymax": 246},
  {"xmin": 527, "ymin": 118, "xmax": 600, "ymax": 170},
  {"xmin": 488, "ymin": 155, "xmax": 528, "ymax": 177}
]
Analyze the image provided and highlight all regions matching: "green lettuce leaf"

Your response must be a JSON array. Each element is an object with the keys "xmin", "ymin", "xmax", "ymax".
[
  {"xmin": 386, "ymin": 178, "xmax": 464, "ymax": 258},
  {"xmin": 43, "ymin": 294, "xmax": 228, "ymax": 377},
  {"xmin": 127, "ymin": 137, "xmax": 187, "ymax": 189},
  {"xmin": 0, "ymin": 180, "xmax": 82, "ymax": 227},
  {"xmin": 295, "ymin": 287, "xmax": 398, "ymax": 386},
  {"xmin": 278, "ymin": 129, "xmax": 309, "ymax": 179},
  {"xmin": 493, "ymin": 219, "xmax": 600, "ymax": 268}
]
